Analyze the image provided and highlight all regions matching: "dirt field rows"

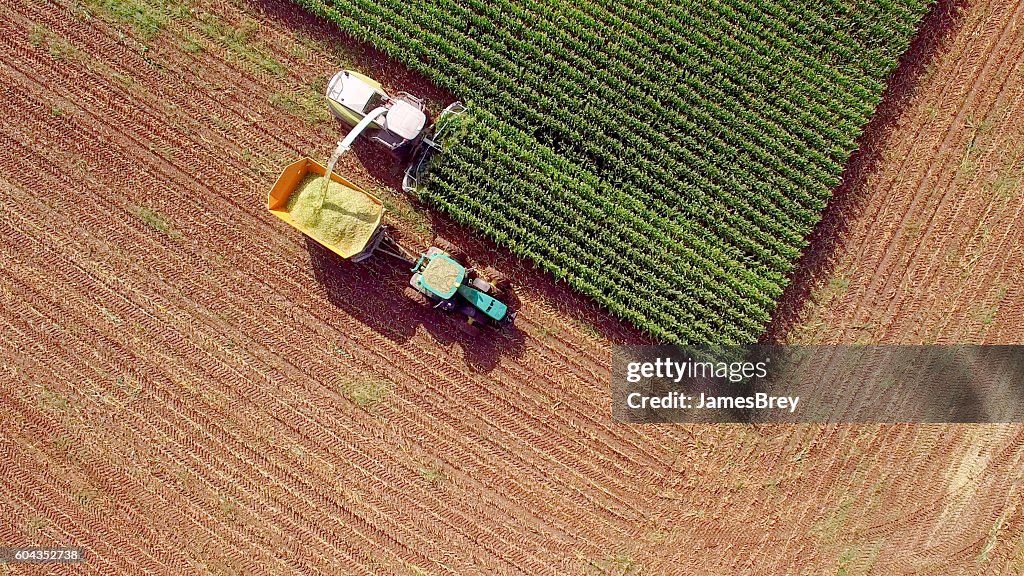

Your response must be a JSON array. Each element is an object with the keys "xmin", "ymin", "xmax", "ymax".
[{"xmin": 1, "ymin": 0, "xmax": 1022, "ymax": 574}]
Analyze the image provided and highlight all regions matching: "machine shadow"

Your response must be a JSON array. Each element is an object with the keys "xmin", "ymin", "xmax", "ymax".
[
  {"xmin": 306, "ymin": 237, "xmax": 527, "ymax": 374},
  {"xmin": 762, "ymin": 0, "xmax": 969, "ymax": 343},
  {"xmin": 352, "ymin": 144, "xmax": 406, "ymax": 191}
]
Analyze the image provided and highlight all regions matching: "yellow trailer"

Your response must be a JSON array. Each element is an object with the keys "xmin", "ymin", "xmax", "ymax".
[{"xmin": 267, "ymin": 157, "xmax": 386, "ymax": 262}]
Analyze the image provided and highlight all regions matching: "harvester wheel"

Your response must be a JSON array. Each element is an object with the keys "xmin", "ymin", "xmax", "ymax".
[
  {"xmin": 433, "ymin": 237, "xmax": 466, "ymax": 263},
  {"xmin": 404, "ymin": 286, "xmax": 429, "ymax": 306},
  {"xmin": 481, "ymin": 266, "xmax": 510, "ymax": 291}
]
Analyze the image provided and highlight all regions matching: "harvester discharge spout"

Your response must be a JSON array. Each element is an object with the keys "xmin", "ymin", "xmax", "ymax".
[
  {"xmin": 320, "ymin": 105, "xmax": 390, "ymax": 206},
  {"xmin": 334, "ymin": 106, "xmax": 389, "ymax": 156}
]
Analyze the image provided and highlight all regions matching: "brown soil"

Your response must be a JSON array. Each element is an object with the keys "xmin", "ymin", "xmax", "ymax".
[
  {"xmin": 1, "ymin": 0, "xmax": 1022, "ymax": 574},
  {"xmin": 763, "ymin": 0, "xmax": 1024, "ymax": 572}
]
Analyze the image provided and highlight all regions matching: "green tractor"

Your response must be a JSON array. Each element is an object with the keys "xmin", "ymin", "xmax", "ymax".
[
  {"xmin": 268, "ymin": 158, "xmax": 515, "ymax": 336},
  {"xmin": 404, "ymin": 238, "xmax": 515, "ymax": 336}
]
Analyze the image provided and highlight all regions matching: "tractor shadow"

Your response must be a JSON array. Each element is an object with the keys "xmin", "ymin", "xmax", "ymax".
[
  {"xmin": 762, "ymin": 0, "xmax": 970, "ymax": 343},
  {"xmin": 306, "ymin": 237, "xmax": 527, "ymax": 374},
  {"xmin": 305, "ymin": 204, "xmax": 653, "ymax": 374}
]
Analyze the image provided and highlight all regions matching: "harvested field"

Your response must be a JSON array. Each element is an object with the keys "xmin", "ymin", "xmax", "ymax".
[{"xmin": 0, "ymin": 0, "xmax": 1022, "ymax": 575}]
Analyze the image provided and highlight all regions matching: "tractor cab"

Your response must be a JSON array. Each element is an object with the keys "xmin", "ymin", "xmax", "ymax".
[{"xmin": 325, "ymin": 70, "xmax": 427, "ymax": 155}]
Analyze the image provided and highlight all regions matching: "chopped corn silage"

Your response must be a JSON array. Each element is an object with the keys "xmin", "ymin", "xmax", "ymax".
[
  {"xmin": 421, "ymin": 256, "xmax": 462, "ymax": 294},
  {"xmin": 285, "ymin": 174, "xmax": 382, "ymax": 256}
]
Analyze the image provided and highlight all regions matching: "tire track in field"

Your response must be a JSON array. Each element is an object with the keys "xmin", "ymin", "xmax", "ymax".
[
  {"xmin": 0, "ymin": 140, "xmax": 655, "ymax": 553},
  {"xmin": 0, "ymin": 404, "xmax": 259, "ymax": 575},
  {"xmin": 0, "ymin": 206, "xmax": 561, "ymax": 569},
  {"xmin": 0, "ymin": 145, "xmax": 647, "ymax": 565},
  {"xmin": 9, "ymin": 0, "xmax": 1021, "ymax": 573},
  {"xmin": 0, "ymin": 282, "xmax": 354, "ymax": 574},
  {"xmin": 810, "ymin": 1, "xmax": 995, "ymax": 333},
  {"xmin": 863, "ymin": 0, "xmax": 1024, "ymax": 340},
  {"xmin": 0, "ymin": 282, "xmax": 479, "ymax": 573}
]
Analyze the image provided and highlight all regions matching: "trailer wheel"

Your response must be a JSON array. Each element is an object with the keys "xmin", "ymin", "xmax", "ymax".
[
  {"xmin": 433, "ymin": 236, "xmax": 466, "ymax": 263},
  {"xmin": 404, "ymin": 286, "xmax": 429, "ymax": 306},
  {"xmin": 480, "ymin": 266, "xmax": 510, "ymax": 292}
]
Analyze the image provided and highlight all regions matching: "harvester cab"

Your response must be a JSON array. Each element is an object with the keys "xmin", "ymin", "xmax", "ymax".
[{"xmin": 325, "ymin": 70, "xmax": 428, "ymax": 158}]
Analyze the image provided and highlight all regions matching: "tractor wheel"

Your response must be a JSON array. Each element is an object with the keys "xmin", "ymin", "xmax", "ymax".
[
  {"xmin": 500, "ymin": 310, "xmax": 517, "ymax": 328},
  {"xmin": 459, "ymin": 320, "xmax": 482, "ymax": 338},
  {"xmin": 404, "ymin": 286, "xmax": 429, "ymax": 306},
  {"xmin": 433, "ymin": 236, "xmax": 466, "ymax": 263},
  {"xmin": 481, "ymin": 266, "xmax": 511, "ymax": 292}
]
